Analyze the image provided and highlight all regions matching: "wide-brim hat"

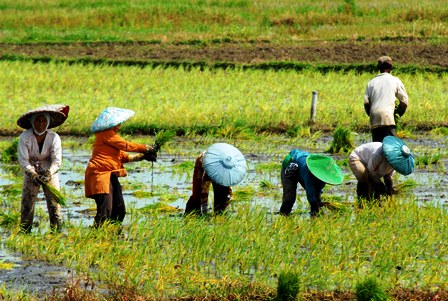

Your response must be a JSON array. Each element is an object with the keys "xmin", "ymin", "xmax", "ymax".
[
  {"xmin": 90, "ymin": 107, "xmax": 135, "ymax": 133},
  {"xmin": 17, "ymin": 104, "xmax": 70, "ymax": 130},
  {"xmin": 203, "ymin": 143, "xmax": 247, "ymax": 187},
  {"xmin": 382, "ymin": 136, "xmax": 414, "ymax": 176},
  {"xmin": 306, "ymin": 154, "xmax": 344, "ymax": 185}
]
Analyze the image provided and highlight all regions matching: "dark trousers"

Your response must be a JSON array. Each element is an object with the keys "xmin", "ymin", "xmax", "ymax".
[
  {"xmin": 93, "ymin": 174, "xmax": 125, "ymax": 227},
  {"xmin": 371, "ymin": 126, "xmax": 396, "ymax": 142},
  {"xmin": 185, "ymin": 181, "xmax": 231, "ymax": 215}
]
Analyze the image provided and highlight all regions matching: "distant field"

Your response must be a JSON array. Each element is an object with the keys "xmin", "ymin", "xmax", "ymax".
[
  {"xmin": 1, "ymin": 60, "xmax": 447, "ymax": 135},
  {"xmin": 0, "ymin": 0, "xmax": 447, "ymax": 44}
]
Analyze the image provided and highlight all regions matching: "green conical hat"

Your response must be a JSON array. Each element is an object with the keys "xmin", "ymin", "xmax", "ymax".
[{"xmin": 306, "ymin": 154, "xmax": 344, "ymax": 185}]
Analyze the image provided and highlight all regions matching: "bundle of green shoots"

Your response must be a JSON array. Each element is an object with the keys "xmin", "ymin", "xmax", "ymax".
[
  {"xmin": 37, "ymin": 179, "xmax": 67, "ymax": 206},
  {"xmin": 154, "ymin": 129, "xmax": 176, "ymax": 150}
]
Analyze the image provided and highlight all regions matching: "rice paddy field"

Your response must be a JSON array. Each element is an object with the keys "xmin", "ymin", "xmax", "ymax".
[{"xmin": 1, "ymin": 0, "xmax": 448, "ymax": 300}]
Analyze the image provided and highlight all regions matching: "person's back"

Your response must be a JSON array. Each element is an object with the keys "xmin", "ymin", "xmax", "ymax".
[{"xmin": 364, "ymin": 56, "xmax": 408, "ymax": 142}]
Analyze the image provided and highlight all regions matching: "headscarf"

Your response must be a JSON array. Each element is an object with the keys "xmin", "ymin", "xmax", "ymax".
[{"xmin": 30, "ymin": 113, "xmax": 50, "ymax": 136}]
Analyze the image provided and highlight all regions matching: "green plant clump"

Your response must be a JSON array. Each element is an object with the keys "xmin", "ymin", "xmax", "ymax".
[
  {"xmin": 276, "ymin": 271, "xmax": 301, "ymax": 301},
  {"xmin": 355, "ymin": 277, "xmax": 389, "ymax": 301},
  {"xmin": 327, "ymin": 126, "xmax": 355, "ymax": 154}
]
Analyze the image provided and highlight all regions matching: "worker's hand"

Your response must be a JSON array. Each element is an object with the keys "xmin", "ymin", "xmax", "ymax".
[
  {"xmin": 143, "ymin": 149, "xmax": 157, "ymax": 162},
  {"xmin": 373, "ymin": 181, "xmax": 387, "ymax": 198},
  {"xmin": 26, "ymin": 170, "xmax": 40, "ymax": 183},
  {"xmin": 39, "ymin": 170, "xmax": 52, "ymax": 183},
  {"xmin": 147, "ymin": 144, "xmax": 159, "ymax": 153},
  {"xmin": 284, "ymin": 162, "xmax": 299, "ymax": 175}
]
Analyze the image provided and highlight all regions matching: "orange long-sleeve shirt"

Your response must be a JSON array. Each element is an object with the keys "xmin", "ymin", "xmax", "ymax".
[{"xmin": 84, "ymin": 128, "xmax": 147, "ymax": 198}]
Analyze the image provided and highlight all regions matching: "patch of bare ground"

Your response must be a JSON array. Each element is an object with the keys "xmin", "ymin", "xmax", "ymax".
[{"xmin": 1, "ymin": 40, "xmax": 448, "ymax": 67}]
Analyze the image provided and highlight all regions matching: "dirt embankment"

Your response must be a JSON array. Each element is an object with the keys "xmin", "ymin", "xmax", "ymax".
[{"xmin": 1, "ymin": 40, "xmax": 448, "ymax": 68}]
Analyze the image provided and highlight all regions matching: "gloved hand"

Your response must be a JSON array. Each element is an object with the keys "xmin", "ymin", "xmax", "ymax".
[
  {"xmin": 39, "ymin": 170, "xmax": 52, "ymax": 183},
  {"xmin": 26, "ymin": 170, "xmax": 39, "ymax": 181},
  {"xmin": 143, "ymin": 149, "xmax": 157, "ymax": 162},
  {"xmin": 147, "ymin": 144, "xmax": 159, "ymax": 153}
]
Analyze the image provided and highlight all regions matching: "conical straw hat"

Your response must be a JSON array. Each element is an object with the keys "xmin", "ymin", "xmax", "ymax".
[
  {"xmin": 17, "ymin": 104, "xmax": 70, "ymax": 129},
  {"xmin": 306, "ymin": 154, "xmax": 344, "ymax": 185},
  {"xmin": 382, "ymin": 136, "xmax": 414, "ymax": 176},
  {"xmin": 203, "ymin": 143, "xmax": 247, "ymax": 187},
  {"xmin": 90, "ymin": 107, "xmax": 135, "ymax": 133}
]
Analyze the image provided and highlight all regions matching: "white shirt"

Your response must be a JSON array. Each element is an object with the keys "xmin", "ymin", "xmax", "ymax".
[
  {"xmin": 364, "ymin": 73, "xmax": 408, "ymax": 129},
  {"xmin": 17, "ymin": 128, "xmax": 62, "ymax": 176},
  {"xmin": 349, "ymin": 142, "xmax": 394, "ymax": 182}
]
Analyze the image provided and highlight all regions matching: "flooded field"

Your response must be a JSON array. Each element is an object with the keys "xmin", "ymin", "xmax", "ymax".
[{"xmin": 0, "ymin": 134, "xmax": 447, "ymax": 297}]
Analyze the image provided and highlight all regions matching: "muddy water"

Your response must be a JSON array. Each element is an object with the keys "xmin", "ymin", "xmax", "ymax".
[{"xmin": 1, "ymin": 137, "xmax": 447, "ymax": 296}]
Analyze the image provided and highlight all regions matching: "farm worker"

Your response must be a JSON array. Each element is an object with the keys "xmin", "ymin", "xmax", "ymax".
[
  {"xmin": 279, "ymin": 149, "xmax": 344, "ymax": 217},
  {"xmin": 84, "ymin": 107, "xmax": 158, "ymax": 227},
  {"xmin": 17, "ymin": 104, "xmax": 70, "ymax": 233},
  {"xmin": 184, "ymin": 143, "xmax": 247, "ymax": 216},
  {"xmin": 364, "ymin": 56, "xmax": 409, "ymax": 143},
  {"xmin": 348, "ymin": 136, "xmax": 414, "ymax": 201}
]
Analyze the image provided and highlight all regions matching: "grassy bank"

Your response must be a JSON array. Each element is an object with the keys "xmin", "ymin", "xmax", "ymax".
[{"xmin": 1, "ymin": 60, "xmax": 447, "ymax": 136}]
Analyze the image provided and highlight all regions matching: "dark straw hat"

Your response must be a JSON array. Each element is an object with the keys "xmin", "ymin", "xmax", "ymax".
[{"xmin": 17, "ymin": 104, "xmax": 70, "ymax": 130}]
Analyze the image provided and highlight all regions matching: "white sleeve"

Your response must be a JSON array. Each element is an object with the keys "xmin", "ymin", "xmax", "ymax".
[
  {"xmin": 17, "ymin": 132, "xmax": 35, "ymax": 174},
  {"xmin": 49, "ymin": 134, "xmax": 62, "ymax": 175}
]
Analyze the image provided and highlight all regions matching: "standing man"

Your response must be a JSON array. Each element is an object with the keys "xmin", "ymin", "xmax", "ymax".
[{"xmin": 364, "ymin": 56, "xmax": 409, "ymax": 142}]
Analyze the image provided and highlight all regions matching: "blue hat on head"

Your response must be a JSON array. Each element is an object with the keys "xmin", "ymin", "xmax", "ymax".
[
  {"xmin": 90, "ymin": 107, "xmax": 135, "ymax": 133},
  {"xmin": 203, "ymin": 143, "xmax": 247, "ymax": 187},
  {"xmin": 382, "ymin": 136, "xmax": 415, "ymax": 176}
]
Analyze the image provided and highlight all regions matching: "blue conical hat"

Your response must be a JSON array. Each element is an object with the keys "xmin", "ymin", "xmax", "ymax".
[
  {"xmin": 203, "ymin": 143, "xmax": 247, "ymax": 187},
  {"xmin": 90, "ymin": 107, "xmax": 135, "ymax": 133},
  {"xmin": 382, "ymin": 136, "xmax": 414, "ymax": 176}
]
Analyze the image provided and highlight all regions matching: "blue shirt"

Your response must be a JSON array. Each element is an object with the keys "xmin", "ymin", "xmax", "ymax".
[{"xmin": 282, "ymin": 149, "xmax": 325, "ymax": 204}]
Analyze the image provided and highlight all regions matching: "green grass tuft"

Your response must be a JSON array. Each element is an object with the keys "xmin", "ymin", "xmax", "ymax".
[
  {"xmin": 276, "ymin": 271, "xmax": 300, "ymax": 301},
  {"xmin": 355, "ymin": 277, "xmax": 389, "ymax": 301},
  {"xmin": 327, "ymin": 126, "xmax": 355, "ymax": 154}
]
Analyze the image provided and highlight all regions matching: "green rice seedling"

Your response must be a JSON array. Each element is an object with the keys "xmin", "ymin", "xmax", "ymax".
[
  {"xmin": 130, "ymin": 190, "xmax": 153, "ymax": 199},
  {"xmin": 139, "ymin": 202, "xmax": 182, "ymax": 214},
  {"xmin": 260, "ymin": 179, "xmax": 274, "ymax": 189},
  {"xmin": 415, "ymin": 153, "xmax": 441, "ymax": 167},
  {"xmin": 0, "ymin": 138, "xmax": 19, "ymax": 163},
  {"xmin": 276, "ymin": 271, "xmax": 300, "ymax": 301},
  {"xmin": 232, "ymin": 186, "xmax": 255, "ymax": 203},
  {"xmin": 327, "ymin": 126, "xmax": 355, "ymax": 154},
  {"xmin": 394, "ymin": 179, "xmax": 417, "ymax": 193},
  {"xmin": 37, "ymin": 179, "xmax": 67, "ymax": 206},
  {"xmin": 154, "ymin": 129, "xmax": 176, "ymax": 150},
  {"xmin": 0, "ymin": 211, "xmax": 20, "ymax": 227},
  {"xmin": 255, "ymin": 162, "xmax": 281, "ymax": 173},
  {"xmin": 172, "ymin": 161, "xmax": 195, "ymax": 174},
  {"xmin": 355, "ymin": 277, "xmax": 389, "ymax": 301},
  {"xmin": 1, "ymin": 183, "xmax": 22, "ymax": 196}
]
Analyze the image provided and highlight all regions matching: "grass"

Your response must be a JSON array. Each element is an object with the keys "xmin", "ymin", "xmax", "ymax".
[
  {"xmin": 0, "ymin": 0, "xmax": 447, "ymax": 44},
  {"xmin": 0, "ymin": 134, "xmax": 446, "ymax": 299},
  {"xmin": 1, "ymin": 61, "xmax": 447, "ymax": 136},
  {"xmin": 2, "ymin": 200, "xmax": 447, "ymax": 299}
]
